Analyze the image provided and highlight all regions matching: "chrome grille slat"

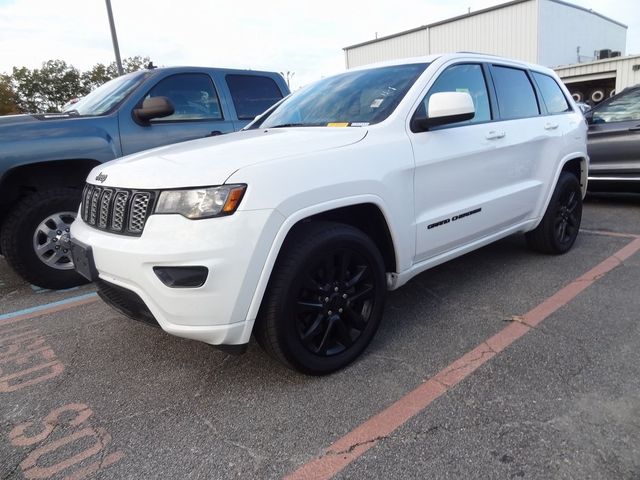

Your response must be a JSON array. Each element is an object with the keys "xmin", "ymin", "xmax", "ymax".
[
  {"xmin": 128, "ymin": 193, "xmax": 150, "ymax": 233},
  {"xmin": 98, "ymin": 189, "xmax": 113, "ymax": 228},
  {"xmin": 112, "ymin": 191, "xmax": 129, "ymax": 231},
  {"xmin": 80, "ymin": 183, "xmax": 153, "ymax": 237}
]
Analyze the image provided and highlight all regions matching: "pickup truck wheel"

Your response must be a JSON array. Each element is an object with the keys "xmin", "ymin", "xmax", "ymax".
[
  {"xmin": 526, "ymin": 172, "xmax": 582, "ymax": 254},
  {"xmin": 256, "ymin": 222, "xmax": 386, "ymax": 375},
  {"xmin": 0, "ymin": 189, "xmax": 88, "ymax": 290}
]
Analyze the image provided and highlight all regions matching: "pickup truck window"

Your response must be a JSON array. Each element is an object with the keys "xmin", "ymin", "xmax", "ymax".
[
  {"xmin": 491, "ymin": 66, "xmax": 540, "ymax": 120},
  {"xmin": 145, "ymin": 73, "xmax": 222, "ymax": 122},
  {"xmin": 591, "ymin": 88, "xmax": 640, "ymax": 123},
  {"xmin": 226, "ymin": 75, "xmax": 284, "ymax": 120},
  {"xmin": 260, "ymin": 63, "xmax": 429, "ymax": 128},
  {"xmin": 63, "ymin": 72, "xmax": 146, "ymax": 116}
]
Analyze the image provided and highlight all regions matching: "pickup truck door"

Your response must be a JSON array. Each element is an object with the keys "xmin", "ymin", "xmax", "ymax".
[{"xmin": 119, "ymin": 72, "xmax": 236, "ymax": 156}]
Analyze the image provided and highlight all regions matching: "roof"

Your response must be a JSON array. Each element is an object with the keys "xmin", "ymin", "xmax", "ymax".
[
  {"xmin": 553, "ymin": 53, "xmax": 640, "ymax": 71},
  {"xmin": 343, "ymin": 0, "xmax": 627, "ymax": 51}
]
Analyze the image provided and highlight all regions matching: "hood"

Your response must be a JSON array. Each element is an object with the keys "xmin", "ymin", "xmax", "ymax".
[
  {"xmin": 88, "ymin": 127, "xmax": 368, "ymax": 189},
  {"xmin": 0, "ymin": 113, "xmax": 101, "ymax": 142}
]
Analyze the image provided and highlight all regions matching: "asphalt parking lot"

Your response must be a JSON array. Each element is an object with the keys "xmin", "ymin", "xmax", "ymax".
[{"xmin": 1, "ymin": 194, "xmax": 639, "ymax": 480}]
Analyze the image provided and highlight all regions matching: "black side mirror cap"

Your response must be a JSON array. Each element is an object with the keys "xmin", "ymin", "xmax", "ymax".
[
  {"xmin": 133, "ymin": 96, "xmax": 175, "ymax": 124},
  {"xmin": 410, "ymin": 111, "xmax": 475, "ymax": 132}
]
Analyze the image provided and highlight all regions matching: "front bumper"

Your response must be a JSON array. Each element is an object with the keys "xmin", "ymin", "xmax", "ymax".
[{"xmin": 71, "ymin": 208, "xmax": 284, "ymax": 345}]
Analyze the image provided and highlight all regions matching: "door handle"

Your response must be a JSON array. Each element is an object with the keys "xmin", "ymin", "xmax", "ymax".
[
  {"xmin": 629, "ymin": 125, "xmax": 640, "ymax": 132},
  {"xmin": 486, "ymin": 130, "xmax": 506, "ymax": 140},
  {"xmin": 205, "ymin": 130, "xmax": 223, "ymax": 137},
  {"xmin": 544, "ymin": 122, "xmax": 559, "ymax": 130}
]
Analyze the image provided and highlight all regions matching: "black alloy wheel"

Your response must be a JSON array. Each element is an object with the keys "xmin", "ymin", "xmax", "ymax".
[
  {"xmin": 256, "ymin": 221, "xmax": 387, "ymax": 375},
  {"xmin": 526, "ymin": 172, "xmax": 583, "ymax": 254},
  {"xmin": 295, "ymin": 247, "xmax": 376, "ymax": 357}
]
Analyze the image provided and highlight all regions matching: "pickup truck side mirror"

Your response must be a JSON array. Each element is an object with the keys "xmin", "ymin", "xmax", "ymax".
[
  {"xmin": 133, "ymin": 96, "xmax": 175, "ymax": 124},
  {"xmin": 412, "ymin": 91, "xmax": 476, "ymax": 132}
]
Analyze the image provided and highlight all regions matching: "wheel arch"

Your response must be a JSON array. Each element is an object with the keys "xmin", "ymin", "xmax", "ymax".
[
  {"xmin": 531, "ymin": 154, "xmax": 588, "ymax": 232},
  {"xmin": 238, "ymin": 196, "xmax": 400, "ymax": 342},
  {"xmin": 0, "ymin": 159, "xmax": 100, "ymax": 236}
]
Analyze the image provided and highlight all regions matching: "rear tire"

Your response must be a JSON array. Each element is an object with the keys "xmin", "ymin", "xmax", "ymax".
[
  {"xmin": 526, "ymin": 172, "xmax": 582, "ymax": 254},
  {"xmin": 255, "ymin": 221, "xmax": 387, "ymax": 375},
  {"xmin": 0, "ymin": 189, "xmax": 88, "ymax": 289}
]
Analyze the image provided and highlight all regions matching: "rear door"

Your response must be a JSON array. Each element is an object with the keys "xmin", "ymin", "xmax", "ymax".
[
  {"xmin": 119, "ymin": 72, "xmax": 236, "ymax": 156},
  {"xmin": 587, "ymin": 87, "xmax": 640, "ymax": 178},
  {"xmin": 220, "ymin": 74, "xmax": 286, "ymax": 130}
]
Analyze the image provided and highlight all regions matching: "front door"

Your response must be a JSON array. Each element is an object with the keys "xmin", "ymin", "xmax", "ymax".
[
  {"xmin": 410, "ymin": 62, "xmax": 544, "ymax": 263},
  {"xmin": 119, "ymin": 72, "xmax": 236, "ymax": 156}
]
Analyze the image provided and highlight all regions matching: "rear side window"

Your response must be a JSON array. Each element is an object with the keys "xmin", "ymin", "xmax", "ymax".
[
  {"xmin": 226, "ymin": 75, "xmax": 284, "ymax": 120},
  {"xmin": 419, "ymin": 63, "xmax": 491, "ymax": 126},
  {"xmin": 532, "ymin": 72, "xmax": 570, "ymax": 114},
  {"xmin": 146, "ymin": 73, "xmax": 222, "ymax": 121},
  {"xmin": 491, "ymin": 66, "xmax": 539, "ymax": 120}
]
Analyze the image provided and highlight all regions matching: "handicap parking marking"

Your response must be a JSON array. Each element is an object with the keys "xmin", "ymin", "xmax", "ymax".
[{"xmin": 0, "ymin": 292, "xmax": 99, "ymax": 326}]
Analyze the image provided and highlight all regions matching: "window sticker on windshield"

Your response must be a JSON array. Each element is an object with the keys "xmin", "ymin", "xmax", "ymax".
[
  {"xmin": 370, "ymin": 98, "xmax": 384, "ymax": 108},
  {"xmin": 327, "ymin": 122, "xmax": 349, "ymax": 127},
  {"xmin": 456, "ymin": 88, "xmax": 470, "ymax": 94},
  {"xmin": 350, "ymin": 122, "xmax": 370, "ymax": 127}
]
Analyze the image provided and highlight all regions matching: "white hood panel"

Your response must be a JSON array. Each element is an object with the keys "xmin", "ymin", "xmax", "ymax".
[{"xmin": 88, "ymin": 128, "xmax": 367, "ymax": 189}]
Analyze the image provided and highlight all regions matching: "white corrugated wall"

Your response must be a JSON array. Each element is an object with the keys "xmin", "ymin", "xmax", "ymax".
[
  {"xmin": 345, "ymin": 29, "xmax": 429, "ymax": 69},
  {"xmin": 428, "ymin": 1, "xmax": 538, "ymax": 62},
  {"xmin": 344, "ymin": 0, "xmax": 538, "ymax": 68}
]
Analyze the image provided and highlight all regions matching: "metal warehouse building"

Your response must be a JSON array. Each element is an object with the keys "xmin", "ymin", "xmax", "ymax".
[{"xmin": 344, "ymin": 0, "xmax": 639, "ymax": 104}]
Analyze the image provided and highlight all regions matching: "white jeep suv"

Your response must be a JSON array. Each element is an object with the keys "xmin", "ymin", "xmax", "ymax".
[{"xmin": 70, "ymin": 54, "xmax": 588, "ymax": 374}]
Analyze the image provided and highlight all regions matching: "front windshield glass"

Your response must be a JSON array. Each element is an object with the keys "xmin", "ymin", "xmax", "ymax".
[
  {"xmin": 63, "ymin": 72, "xmax": 147, "ymax": 116},
  {"xmin": 259, "ymin": 63, "xmax": 429, "ymax": 128}
]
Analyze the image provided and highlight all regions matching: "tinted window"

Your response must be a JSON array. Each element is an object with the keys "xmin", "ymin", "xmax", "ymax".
[
  {"xmin": 418, "ymin": 63, "xmax": 491, "ymax": 126},
  {"xmin": 591, "ymin": 88, "xmax": 640, "ymax": 124},
  {"xmin": 532, "ymin": 72, "xmax": 570, "ymax": 114},
  {"xmin": 258, "ymin": 63, "xmax": 429, "ymax": 128},
  {"xmin": 146, "ymin": 73, "xmax": 222, "ymax": 121},
  {"xmin": 226, "ymin": 75, "xmax": 283, "ymax": 120},
  {"xmin": 491, "ymin": 66, "xmax": 539, "ymax": 120}
]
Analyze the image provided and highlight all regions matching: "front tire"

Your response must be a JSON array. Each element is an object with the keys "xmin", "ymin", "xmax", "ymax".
[
  {"xmin": 0, "ymin": 189, "xmax": 89, "ymax": 289},
  {"xmin": 526, "ymin": 172, "xmax": 583, "ymax": 254},
  {"xmin": 255, "ymin": 221, "xmax": 387, "ymax": 375}
]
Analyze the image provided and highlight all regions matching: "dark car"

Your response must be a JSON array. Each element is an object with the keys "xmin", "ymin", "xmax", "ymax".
[
  {"xmin": 0, "ymin": 66, "xmax": 289, "ymax": 289},
  {"xmin": 585, "ymin": 84, "xmax": 640, "ymax": 191}
]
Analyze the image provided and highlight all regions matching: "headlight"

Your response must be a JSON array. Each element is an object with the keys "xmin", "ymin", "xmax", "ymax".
[{"xmin": 155, "ymin": 184, "xmax": 246, "ymax": 219}]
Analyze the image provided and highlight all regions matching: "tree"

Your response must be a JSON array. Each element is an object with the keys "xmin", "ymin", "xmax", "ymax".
[
  {"xmin": 0, "ymin": 74, "xmax": 18, "ymax": 115},
  {"xmin": 12, "ymin": 60, "xmax": 83, "ymax": 113},
  {"xmin": 8, "ymin": 56, "xmax": 152, "ymax": 113}
]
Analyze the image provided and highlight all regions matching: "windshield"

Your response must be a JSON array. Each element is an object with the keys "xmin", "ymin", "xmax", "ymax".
[
  {"xmin": 258, "ymin": 63, "xmax": 429, "ymax": 128},
  {"xmin": 63, "ymin": 72, "xmax": 147, "ymax": 116}
]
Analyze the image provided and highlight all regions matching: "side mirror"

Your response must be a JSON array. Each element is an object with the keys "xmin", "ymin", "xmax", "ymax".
[
  {"xmin": 412, "ymin": 91, "xmax": 475, "ymax": 131},
  {"xmin": 133, "ymin": 96, "xmax": 175, "ymax": 124}
]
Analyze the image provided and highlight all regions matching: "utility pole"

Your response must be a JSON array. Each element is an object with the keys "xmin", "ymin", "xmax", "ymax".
[{"xmin": 105, "ymin": 0, "xmax": 124, "ymax": 76}]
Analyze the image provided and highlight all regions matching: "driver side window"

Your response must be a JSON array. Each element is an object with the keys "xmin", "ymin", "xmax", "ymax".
[
  {"xmin": 418, "ymin": 64, "xmax": 491, "ymax": 127},
  {"xmin": 146, "ymin": 73, "xmax": 222, "ymax": 122}
]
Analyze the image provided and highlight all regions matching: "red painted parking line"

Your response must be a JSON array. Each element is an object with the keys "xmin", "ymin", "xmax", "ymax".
[
  {"xmin": 285, "ymin": 236, "xmax": 640, "ymax": 480},
  {"xmin": 580, "ymin": 229, "xmax": 640, "ymax": 240}
]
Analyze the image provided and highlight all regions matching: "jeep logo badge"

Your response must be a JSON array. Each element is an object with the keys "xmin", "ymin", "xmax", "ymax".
[{"xmin": 95, "ymin": 172, "xmax": 108, "ymax": 183}]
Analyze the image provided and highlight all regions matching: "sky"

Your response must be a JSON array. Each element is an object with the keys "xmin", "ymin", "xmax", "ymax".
[{"xmin": 0, "ymin": 0, "xmax": 638, "ymax": 90}]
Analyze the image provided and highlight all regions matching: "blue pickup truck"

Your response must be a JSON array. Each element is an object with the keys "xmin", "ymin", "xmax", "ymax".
[{"xmin": 0, "ymin": 66, "xmax": 289, "ymax": 289}]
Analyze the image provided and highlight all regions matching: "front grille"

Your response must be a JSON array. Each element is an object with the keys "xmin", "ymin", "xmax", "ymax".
[
  {"xmin": 96, "ymin": 279, "xmax": 159, "ymax": 328},
  {"xmin": 81, "ymin": 184, "xmax": 156, "ymax": 236}
]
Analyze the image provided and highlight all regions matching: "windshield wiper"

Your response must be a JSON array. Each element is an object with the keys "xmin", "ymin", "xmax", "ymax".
[{"xmin": 64, "ymin": 109, "xmax": 80, "ymax": 116}]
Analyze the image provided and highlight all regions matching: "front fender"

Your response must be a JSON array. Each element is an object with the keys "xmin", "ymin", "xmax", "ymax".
[{"xmin": 236, "ymin": 194, "xmax": 402, "ymax": 343}]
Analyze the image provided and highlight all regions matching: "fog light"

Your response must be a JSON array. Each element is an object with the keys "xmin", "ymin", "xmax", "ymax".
[{"xmin": 153, "ymin": 266, "xmax": 208, "ymax": 288}]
